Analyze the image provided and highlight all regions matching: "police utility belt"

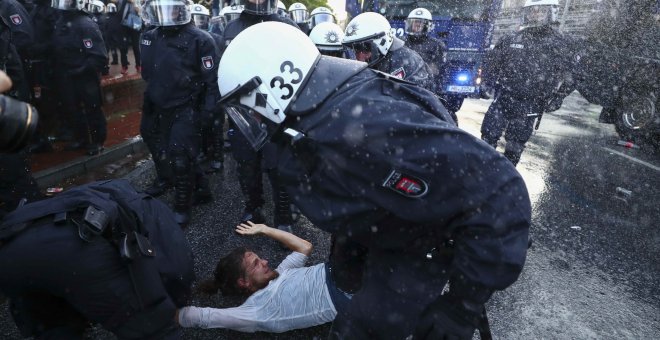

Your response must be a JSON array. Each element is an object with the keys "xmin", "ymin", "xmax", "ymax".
[{"xmin": 0, "ymin": 204, "xmax": 154, "ymax": 261}]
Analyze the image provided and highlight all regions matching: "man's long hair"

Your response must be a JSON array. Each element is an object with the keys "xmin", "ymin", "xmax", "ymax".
[{"xmin": 197, "ymin": 246, "xmax": 251, "ymax": 296}]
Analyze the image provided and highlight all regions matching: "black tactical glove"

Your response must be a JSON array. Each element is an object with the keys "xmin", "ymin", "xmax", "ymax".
[
  {"xmin": 413, "ymin": 294, "xmax": 483, "ymax": 340},
  {"xmin": 544, "ymin": 96, "xmax": 564, "ymax": 113}
]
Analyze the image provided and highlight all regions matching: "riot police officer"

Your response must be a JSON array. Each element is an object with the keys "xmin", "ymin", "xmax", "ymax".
[
  {"xmin": 0, "ymin": 179, "xmax": 195, "ymax": 339},
  {"xmin": 218, "ymin": 22, "xmax": 531, "ymax": 339},
  {"xmin": 308, "ymin": 6, "xmax": 335, "ymax": 31},
  {"xmin": 404, "ymin": 7, "xmax": 459, "ymax": 124},
  {"xmin": 288, "ymin": 2, "xmax": 309, "ymax": 34},
  {"xmin": 52, "ymin": 0, "xmax": 108, "ymax": 155},
  {"xmin": 481, "ymin": 0, "xmax": 574, "ymax": 165},
  {"xmin": 219, "ymin": 0, "xmax": 298, "ymax": 233},
  {"xmin": 140, "ymin": 0, "xmax": 216, "ymax": 225},
  {"xmin": 0, "ymin": 0, "xmax": 34, "ymax": 59},
  {"xmin": 343, "ymin": 12, "xmax": 433, "ymax": 91}
]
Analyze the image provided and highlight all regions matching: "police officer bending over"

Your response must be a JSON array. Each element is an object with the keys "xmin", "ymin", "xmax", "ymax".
[
  {"xmin": 481, "ymin": 0, "xmax": 574, "ymax": 166},
  {"xmin": 343, "ymin": 12, "xmax": 432, "ymax": 90},
  {"xmin": 218, "ymin": 22, "xmax": 531, "ymax": 339},
  {"xmin": 0, "ymin": 180, "xmax": 195, "ymax": 339},
  {"xmin": 140, "ymin": 0, "xmax": 218, "ymax": 225}
]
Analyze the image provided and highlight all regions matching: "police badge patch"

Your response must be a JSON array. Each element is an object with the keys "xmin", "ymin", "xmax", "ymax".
[
  {"xmin": 391, "ymin": 67, "xmax": 406, "ymax": 79},
  {"xmin": 202, "ymin": 56, "xmax": 214, "ymax": 69},
  {"xmin": 83, "ymin": 39, "xmax": 93, "ymax": 48},
  {"xmin": 9, "ymin": 14, "xmax": 22, "ymax": 25},
  {"xmin": 382, "ymin": 170, "xmax": 428, "ymax": 198}
]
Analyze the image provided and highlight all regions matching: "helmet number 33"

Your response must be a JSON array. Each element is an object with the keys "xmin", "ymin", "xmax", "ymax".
[{"xmin": 270, "ymin": 61, "xmax": 303, "ymax": 100}]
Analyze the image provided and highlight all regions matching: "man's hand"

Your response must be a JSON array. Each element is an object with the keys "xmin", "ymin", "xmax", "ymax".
[
  {"xmin": 235, "ymin": 221, "xmax": 266, "ymax": 235},
  {"xmin": 413, "ymin": 295, "xmax": 482, "ymax": 340}
]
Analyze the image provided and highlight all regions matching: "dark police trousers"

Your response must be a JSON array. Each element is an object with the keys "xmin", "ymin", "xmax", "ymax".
[
  {"xmin": 140, "ymin": 105, "xmax": 204, "ymax": 211},
  {"xmin": 481, "ymin": 93, "xmax": 539, "ymax": 166},
  {"xmin": 56, "ymin": 69, "xmax": 107, "ymax": 146}
]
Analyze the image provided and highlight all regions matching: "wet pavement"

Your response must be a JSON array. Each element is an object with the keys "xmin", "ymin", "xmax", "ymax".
[{"xmin": 1, "ymin": 92, "xmax": 658, "ymax": 339}]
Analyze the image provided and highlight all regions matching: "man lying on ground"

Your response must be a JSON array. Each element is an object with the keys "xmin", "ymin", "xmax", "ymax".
[{"xmin": 176, "ymin": 221, "xmax": 352, "ymax": 333}]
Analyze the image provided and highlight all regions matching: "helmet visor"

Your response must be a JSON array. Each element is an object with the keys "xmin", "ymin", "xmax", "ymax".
[
  {"xmin": 405, "ymin": 18, "xmax": 429, "ymax": 36},
  {"xmin": 290, "ymin": 9, "xmax": 308, "ymax": 23},
  {"xmin": 522, "ymin": 5, "xmax": 552, "ymax": 27},
  {"xmin": 239, "ymin": 0, "xmax": 277, "ymax": 15},
  {"xmin": 224, "ymin": 12, "xmax": 241, "ymax": 22},
  {"xmin": 310, "ymin": 13, "xmax": 334, "ymax": 28},
  {"xmin": 192, "ymin": 14, "xmax": 209, "ymax": 29},
  {"xmin": 143, "ymin": 0, "xmax": 191, "ymax": 26},
  {"xmin": 51, "ymin": 0, "xmax": 80, "ymax": 11}
]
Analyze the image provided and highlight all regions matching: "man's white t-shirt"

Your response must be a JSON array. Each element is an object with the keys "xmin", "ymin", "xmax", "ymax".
[{"xmin": 179, "ymin": 252, "xmax": 337, "ymax": 333}]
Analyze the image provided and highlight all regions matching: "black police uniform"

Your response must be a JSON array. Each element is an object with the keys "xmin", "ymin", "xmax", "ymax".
[
  {"xmin": 52, "ymin": 10, "xmax": 108, "ymax": 154},
  {"xmin": 140, "ymin": 22, "xmax": 218, "ymax": 222},
  {"xmin": 406, "ymin": 33, "xmax": 462, "ymax": 124},
  {"xmin": 372, "ymin": 37, "xmax": 434, "ymax": 93},
  {"xmin": 481, "ymin": 25, "xmax": 573, "ymax": 165},
  {"xmin": 220, "ymin": 12, "xmax": 299, "ymax": 227},
  {"xmin": 270, "ymin": 56, "xmax": 531, "ymax": 339},
  {"xmin": 0, "ymin": 180, "xmax": 194, "ymax": 339},
  {"xmin": 202, "ymin": 30, "xmax": 225, "ymax": 172}
]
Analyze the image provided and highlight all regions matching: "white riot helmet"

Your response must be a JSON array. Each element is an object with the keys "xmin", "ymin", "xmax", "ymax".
[
  {"xmin": 234, "ymin": 0, "xmax": 276, "ymax": 15},
  {"xmin": 220, "ymin": 4, "xmax": 243, "ymax": 22},
  {"xmin": 51, "ymin": 0, "xmax": 85, "ymax": 11},
  {"xmin": 276, "ymin": 1, "xmax": 287, "ymax": 17},
  {"xmin": 309, "ymin": 7, "xmax": 335, "ymax": 30},
  {"xmin": 106, "ymin": 2, "xmax": 117, "ymax": 13},
  {"xmin": 405, "ymin": 8, "xmax": 433, "ymax": 36},
  {"xmin": 83, "ymin": 0, "xmax": 105, "ymax": 13},
  {"xmin": 309, "ymin": 22, "xmax": 344, "ymax": 57},
  {"xmin": 288, "ymin": 2, "xmax": 308, "ymax": 23},
  {"xmin": 342, "ymin": 12, "xmax": 394, "ymax": 66},
  {"xmin": 522, "ymin": 0, "xmax": 559, "ymax": 28},
  {"xmin": 142, "ymin": 0, "xmax": 191, "ymax": 26},
  {"xmin": 190, "ymin": 3, "xmax": 210, "ymax": 30},
  {"xmin": 218, "ymin": 22, "xmax": 367, "ymax": 150}
]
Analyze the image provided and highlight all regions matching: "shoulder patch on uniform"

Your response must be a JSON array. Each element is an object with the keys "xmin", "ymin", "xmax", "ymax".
[
  {"xmin": 83, "ymin": 39, "xmax": 93, "ymax": 48},
  {"xmin": 382, "ymin": 170, "xmax": 428, "ymax": 198},
  {"xmin": 141, "ymin": 39, "xmax": 151, "ymax": 46},
  {"xmin": 391, "ymin": 67, "xmax": 406, "ymax": 79},
  {"xmin": 202, "ymin": 56, "xmax": 214, "ymax": 69},
  {"xmin": 510, "ymin": 43, "xmax": 524, "ymax": 49},
  {"xmin": 9, "ymin": 14, "xmax": 22, "ymax": 25}
]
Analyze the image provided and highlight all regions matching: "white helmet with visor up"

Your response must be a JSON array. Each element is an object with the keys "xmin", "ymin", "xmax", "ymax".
[
  {"xmin": 288, "ymin": 2, "xmax": 308, "ymax": 23},
  {"xmin": 142, "ymin": 0, "xmax": 191, "ymax": 26},
  {"xmin": 405, "ymin": 8, "xmax": 433, "ymax": 36},
  {"xmin": 190, "ymin": 3, "xmax": 210, "ymax": 30},
  {"xmin": 309, "ymin": 7, "xmax": 335, "ymax": 30},
  {"xmin": 84, "ymin": 0, "xmax": 105, "ymax": 13},
  {"xmin": 218, "ymin": 22, "xmax": 366, "ymax": 150},
  {"xmin": 342, "ymin": 12, "xmax": 394, "ymax": 66},
  {"xmin": 522, "ymin": 0, "xmax": 559, "ymax": 28}
]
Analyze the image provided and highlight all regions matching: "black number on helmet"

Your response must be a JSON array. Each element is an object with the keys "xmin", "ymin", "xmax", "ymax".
[
  {"xmin": 270, "ymin": 76, "xmax": 294, "ymax": 100},
  {"xmin": 280, "ymin": 61, "xmax": 303, "ymax": 84}
]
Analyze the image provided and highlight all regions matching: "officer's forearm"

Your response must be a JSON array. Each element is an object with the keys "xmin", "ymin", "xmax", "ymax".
[{"xmin": 261, "ymin": 225, "xmax": 312, "ymax": 256}]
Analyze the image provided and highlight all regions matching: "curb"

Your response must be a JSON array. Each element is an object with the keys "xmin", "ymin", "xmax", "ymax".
[{"xmin": 34, "ymin": 137, "xmax": 148, "ymax": 188}]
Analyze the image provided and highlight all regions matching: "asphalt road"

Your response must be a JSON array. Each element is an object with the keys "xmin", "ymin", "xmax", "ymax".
[{"xmin": 1, "ymin": 92, "xmax": 658, "ymax": 339}]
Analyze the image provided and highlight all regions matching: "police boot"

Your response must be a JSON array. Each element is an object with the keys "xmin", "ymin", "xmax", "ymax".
[
  {"xmin": 274, "ymin": 187, "xmax": 294, "ymax": 234},
  {"xmin": 193, "ymin": 175, "xmax": 213, "ymax": 205},
  {"xmin": 504, "ymin": 143, "xmax": 524, "ymax": 166},
  {"xmin": 145, "ymin": 156, "xmax": 172, "ymax": 196},
  {"xmin": 172, "ymin": 155, "xmax": 193, "ymax": 227},
  {"xmin": 207, "ymin": 119, "xmax": 224, "ymax": 173}
]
